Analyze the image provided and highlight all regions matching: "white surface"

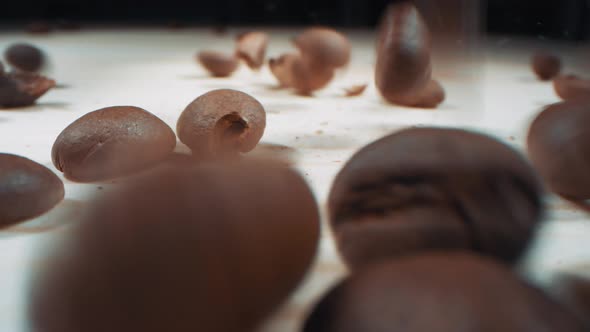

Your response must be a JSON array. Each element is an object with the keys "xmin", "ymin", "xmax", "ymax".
[{"xmin": 0, "ymin": 28, "xmax": 588, "ymax": 331}]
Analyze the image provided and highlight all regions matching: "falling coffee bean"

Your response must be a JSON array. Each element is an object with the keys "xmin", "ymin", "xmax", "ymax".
[
  {"xmin": 177, "ymin": 89, "xmax": 266, "ymax": 157},
  {"xmin": 52, "ymin": 106, "xmax": 177, "ymax": 182},
  {"xmin": 328, "ymin": 127, "xmax": 543, "ymax": 269},
  {"xmin": 0, "ymin": 71, "xmax": 55, "ymax": 108},
  {"xmin": 0, "ymin": 153, "xmax": 64, "ymax": 227},
  {"xmin": 303, "ymin": 253, "xmax": 586, "ymax": 332},
  {"xmin": 527, "ymin": 99, "xmax": 590, "ymax": 203},
  {"xmin": 375, "ymin": 2, "xmax": 434, "ymax": 107},
  {"xmin": 549, "ymin": 274, "xmax": 590, "ymax": 329},
  {"xmin": 553, "ymin": 75, "xmax": 590, "ymax": 101},
  {"xmin": 30, "ymin": 159, "xmax": 320, "ymax": 332},
  {"xmin": 197, "ymin": 51, "xmax": 240, "ymax": 77},
  {"xmin": 4, "ymin": 43, "xmax": 45, "ymax": 72},
  {"xmin": 293, "ymin": 27, "xmax": 351, "ymax": 70},
  {"xmin": 235, "ymin": 31, "xmax": 269, "ymax": 70},
  {"xmin": 532, "ymin": 53, "xmax": 562, "ymax": 81}
]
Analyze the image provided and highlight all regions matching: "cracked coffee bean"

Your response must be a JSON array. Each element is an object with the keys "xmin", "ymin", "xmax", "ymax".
[
  {"xmin": 197, "ymin": 51, "xmax": 239, "ymax": 77},
  {"xmin": 328, "ymin": 127, "xmax": 543, "ymax": 269},
  {"xmin": 52, "ymin": 106, "xmax": 176, "ymax": 182},
  {"xmin": 527, "ymin": 99, "xmax": 590, "ymax": 204},
  {"xmin": 303, "ymin": 253, "xmax": 586, "ymax": 332},
  {"xmin": 30, "ymin": 160, "xmax": 320, "ymax": 332},
  {"xmin": 532, "ymin": 53, "xmax": 561, "ymax": 81},
  {"xmin": 177, "ymin": 89, "xmax": 266, "ymax": 158},
  {"xmin": 235, "ymin": 31, "xmax": 269, "ymax": 70},
  {"xmin": 4, "ymin": 43, "xmax": 45, "ymax": 72},
  {"xmin": 0, "ymin": 71, "xmax": 55, "ymax": 108},
  {"xmin": 0, "ymin": 153, "xmax": 64, "ymax": 227}
]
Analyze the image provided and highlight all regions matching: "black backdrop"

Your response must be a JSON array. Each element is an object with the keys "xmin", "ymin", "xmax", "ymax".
[{"xmin": 1, "ymin": 0, "xmax": 589, "ymax": 40}]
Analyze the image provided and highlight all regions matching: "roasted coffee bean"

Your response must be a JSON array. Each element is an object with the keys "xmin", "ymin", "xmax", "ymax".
[
  {"xmin": 4, "ymin": 43, "xmax": 45, "ymax": 72},
  {"xmin": 52, "ymin": 106, "xmax": 176, "ymax": 182},
  {"xmin": 411, "ymin": 79, "xmax": 446, "ymax": 108},
  {"xmin": 293, "ymin": 27, "xmax": 351, "ymax": 70},
  {"xmin": 197, "ymin": 51, "xmax": 240, "ymax": 77},
  {"xmin": 0, "ymin": 153, "xmax": 64, "ymax": 227},
  {"xmin": 303, "ymin": 253, "xmax": 586, "ymax": 332},
  {"xmin": 527, "ymin": 99, "xmax": 590, "ymax": 202},
  {"xmin": 553, "ymin": 75, "xmax": 590, "ymax": 101},
  {"xmin": 30, "ymin": 160, "xmax": 320, "ymax": 332},
  {"xmin": 344, "ymin": 84, "xmax": 367, "ymax": 97},
  {"xmin": 177, "ymin": 89, "xmax": 266, "ymax": 157},
  {"xmin": 532, "ymin": 53, "xmax": 562, "ymax": 81},
  {"xmin": 329, "ymin": 127, "xmax": 543, "ymax": 269},
  {"xmin": 375, "ymin": 2, "xmax": 433, "ymax": 107},
  {"xmin": 0, "ymin": 71, "xmax": 55, "ymax": 108},
  {"xmin": 269, "ymin": 53, "xmax": 299, "ymax": 88},
  {"xmin": 549, "ymin": 274, "xmax": 590, "ymax": 329},
  {"xmin": 25, "ymin": 21, "xmax": 52, "ymax": 34},
  {"xmin": 236, "ymin": 31, "xmax": 269, "ymax": 70}
]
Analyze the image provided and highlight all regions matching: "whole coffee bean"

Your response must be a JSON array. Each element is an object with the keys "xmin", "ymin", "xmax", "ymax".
[
  {"xmin": 328, "ymin": 127, "xmax": 542, "ymax": 269},
  {"xmin": 0, "ymin": 61, "xmax": 4, "ymax": 75},
  {"xmin": 527, "ymin": 100, "xmax": 590, "ymax": 202},
  {"xmin": 4, "ymin": 43, "xmax": 45, "ymax": 72},
  {"xmin": 0, "ymin": 153, "xmax": 64, "ymax": 227},
  {"xmin": 375, "ymin": 2, "xmax": 433, "ymax": 106},
  {"xmin": 269, "ymin": 53, "xmax": 299, "ymax": 88},
  {"xmin": 0, "ymin": 71, "xmax": 55, "ymax": 108},
  {"xmin": 303, "ymin": 253, "xmax": 586, "ymax": 332},
  {"xmin": 30, "ymin": 160, "xmax": 320, "ymax": 332},
  {"xmin": 549, "ymin": 274, "xmax": 590, "ymax": 328},
  {"xmin": 177, "ymin": 89, "xmax": 266, "ymax": 157},
  {"xmin": 52, "ymin": 106, "xmax": 176, "ymax": 182},
  {"xmin": 197, "ymin": 51, "xmax": 239, "ymax": 77},
  {"xmin": 532, "ymin": 53, "xmax": 562, "ymax": 81},
  {"xmin": 553, "ymin": 75, "xmax": 590, "ymax": 101},
  {"xmin": 293, "ymin": 27, "xmax": 351, "ymax": 70},
  {"xmin": 235, "ymin": 31, "xmax": 269, "ymax": 70}
]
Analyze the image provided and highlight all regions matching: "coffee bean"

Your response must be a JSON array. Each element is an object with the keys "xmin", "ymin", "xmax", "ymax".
[
  {"xmin": 344, "ymin": 84, "xmax": 367, "ymax": 97},
  {"xmin": 52, "ymin": 106, "xmax": 176, "ymax": 182},
  {"xmin": 197, "ymin": 51, "xmax": 239, "ymax": 77},
  {"xmin": 0, "ymin": 71, "xmax": 55, "ymax": 108},
  {"xmin": 269, "ymin": 53, "xmax": 334, "ymax": 95},
  {"xmin": 375, "ymin": 2, "xmax": 434, "ymax": 107},
  {"xmin": 30, "ymin": 160, "xmax": 320, "ymax": 332},
  {"xmin": 235, "ymin": 31, "xmax": 269, "ymax": 70},
  {"xmin": 269, "ymin": 53, "xmax": 299, "ymax": 88},
  {"xmin": 532, "ymin": 53, "xmax": 562, "ymax": 81},
  {"xmin": 4, "ymin": 43, "xmax": 45, "ymax": 73},
  {"xmin": 527, "ymin": 99, "xmax": 590, "ymax": 202},
  {"xmin": 25, "ymin": 21, "xmax": 53, "ymax": 34},
  {"xmin": 553, "ymin": 75, "xmax": 590, "ymax": 101},
  {"xmin": 293, "ymin": 27, "xmax": 351, "ymax": 70},
  {"xmin": 303, "ymin": 253, "xmax": 586, "ymax": 332},
  {"xmin": 328, "ymin": 127, "xmax": 543, "ymax": 269},
  {"xmin": 549, "ymin": 274, "xmax": 590, "ymax": 329},
  {"xmin": 411, "ymin": 79, "xmax": 446, "ymax": 108},
  {"xmin": 0, "ymin": 61, "xmax": 4, "ymax": 75},
  {"xmin": 0, "ymin": 153, "xmax": 64, "ymax": 227},
  {"xmin": 177, "ymin": 89, "xmax": 266, "ymax": 157}
]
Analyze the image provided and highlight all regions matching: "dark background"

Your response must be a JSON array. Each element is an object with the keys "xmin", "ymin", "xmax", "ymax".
[{"xmin": 1, "ymin": 0, "xmax": 589, "ymax": 40}]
